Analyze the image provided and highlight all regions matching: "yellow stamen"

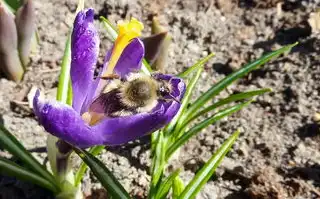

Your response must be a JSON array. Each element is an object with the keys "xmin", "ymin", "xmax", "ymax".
[{"xmin": 103, "ymin": 18, "xmax": 144, "ymax": 76}]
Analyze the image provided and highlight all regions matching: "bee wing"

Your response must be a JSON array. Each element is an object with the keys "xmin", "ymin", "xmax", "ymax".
[
  {"xmin": 89, "ymin": 89, "xmax": 122, "ymax": 116},
  {"xmin": 89, "ymin": 89, "xmax": 136, "ymax": 118}
]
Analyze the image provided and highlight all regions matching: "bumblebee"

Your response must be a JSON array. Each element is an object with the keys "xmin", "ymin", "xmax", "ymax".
[{"xmin": 89, "ymin": 73, "xmax": 178, "ymax": 117}]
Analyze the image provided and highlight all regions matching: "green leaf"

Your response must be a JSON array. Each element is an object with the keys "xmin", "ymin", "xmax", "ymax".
[
  {"xmin": 66, "ymin": 79, "xmax": 73, "ymax": 105},
  {"xmin": 0, "ymin": 157, "xmax": 59, "ymax": 193},
  {"xmin": 149, "ymin": 132, "xmax": 166, "ymax": 197},
  {"xmin": 181, "ymin": 88, "xmax": 271, "ymax": 129},
  {"xmin": 165, "ymin": 65, "xmax": 204, "ymax": 135},
  {"xmin": 166, "ymin": 100, "xmax": 252, "ymax": 160},
  {"xmin": 142, "ymin": 58, "xmax": 153, "ymax": 74},
  {"xmin": 75, "ymin": 0, "xmax": 84, "ymax": 13},
  {"xmin": 0, "ymin": 125, "xmax": 57, "ymax": 186},
  {"xmin": 172, "ymin": 176, "xmax": 184, "ymax": 199},
  {"xmin": 99, "ymin": 16, "xmax": 152, "ymax": 74},
  {"xmin": 178, "ymin": 53, "xmax": 214, "ymax": 78},
  {"xmin": 150, "ymin": 130, "xmax": 160, "ymax": 156},
  {"xmin": 100, "ymin": 16, "xmax": 118, "ymax": 41},
  {"xmin": 178, "ymin": 130, "xmax": 240, "ymax": 199},
  {"xmin": 184, "ymin": 43, "xmax": 297, "ymax": 120},
  {"xmin": 74, "ymin": 145, "xmax": 105, "ymax": 186},
  {"xmin": 74, "ymin": 148, "xmax": 131, "ymax": 199},
  {"xmin": 155, "ymin": 169, "xmax": 181, "ymax": 199},
  {"xmin": 56, "ymin": 34, "xmax": 71, "ymax": 104},
  {"xmin": 1, "ymin": 0, "xmax": 22, "ymax": 13}
]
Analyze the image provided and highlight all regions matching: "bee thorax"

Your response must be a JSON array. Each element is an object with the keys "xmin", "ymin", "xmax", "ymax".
[{"xmin": 121, "ymin": 79, "xmax": 158, "ymax": 108}]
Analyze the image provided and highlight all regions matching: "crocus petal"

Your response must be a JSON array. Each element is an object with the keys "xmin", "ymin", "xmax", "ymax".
[
  {"xmin": 80, "ymin": 50, "xmax": 112, "ymax": 114},
  {"xmin": 113, "ymin": 38, "xmax": 144, "ymax": 78},
  {"xmin": 142, "ymin": 32, "xmax": 167, "ymax": 65},
  {"xmin": 103, "ymin": 18, "xmax": 144, "ymax": 76},
  {"xmin": 0, "ymin": 6, "xmax": 24, "ymax": 82},
  {"xmin": 15, "ymin": 0, "xmax": 36, "ymax": 67},
  {"xmin": 33, "ymin": 90, "xmax": 104, "ymax": 148},
  {"xmin": 71, "ymin": 9, "xmax": 99, "ymax": 113}
]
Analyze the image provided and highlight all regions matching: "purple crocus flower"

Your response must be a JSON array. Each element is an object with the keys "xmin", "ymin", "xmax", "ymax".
[{"xmin": 33, "ymin": 9, "xmax": 186, "ymax": 148}]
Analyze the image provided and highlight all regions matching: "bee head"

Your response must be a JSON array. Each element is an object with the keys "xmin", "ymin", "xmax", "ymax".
[
  {"xmin": 157, "ymin": 79, "xmax": 180, "ymax": 103},
  {"xmin": 157, "ymin": 80, "xmax": 171, "ymax": 97}
]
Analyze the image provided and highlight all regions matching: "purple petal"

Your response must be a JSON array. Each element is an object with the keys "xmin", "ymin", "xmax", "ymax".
[
  {"xmin": 33, "ymin": 90, "xmax": 104, "ymax": 148},
  {"xmin": 113, "ymin": 38, "xmax": 144, "ymax": 78},
  {"xmin": 71, "ymin": 9, "xmax": 99, "ymax": 113},
  {"xmin": 80, "ymin": 50, "xmax": 111, "ymax": 113}
]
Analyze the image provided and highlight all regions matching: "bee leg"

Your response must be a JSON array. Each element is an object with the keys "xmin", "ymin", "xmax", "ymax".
[
  {"xmin": 99, "ymin": 74, "xmax": 120, "ymax": 80},
  {"xmin": 169, "ymin": 94, "xmax": 180, "ymax": 103},
  {"xmin": 159, "ymin": 95, "xmax": 180, "ymax": 103},
  {"xmin": 164, "ymin": 78, "xmax": 180, "ymax": 103}
]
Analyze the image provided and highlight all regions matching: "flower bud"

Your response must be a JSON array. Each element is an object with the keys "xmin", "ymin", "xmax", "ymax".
[
  {"xmin": 0, "ymin": 5, "xmax": 24, "ymax": 82},
  {"xmin": 15, "ymin": 0, "xmax": 36, "ymax": 67},
  {"xmin": 149, "ymin": 16, "xmax": 171, "ymax": 72},
  {"xmin": 142, "ymin": 31, "xmax": 167, "ymax": 65}
]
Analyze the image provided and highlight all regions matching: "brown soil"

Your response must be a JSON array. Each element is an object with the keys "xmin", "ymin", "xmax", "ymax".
[{"xmin": 1, "ymin": 0, "xmax": 320, "ymax": 198}]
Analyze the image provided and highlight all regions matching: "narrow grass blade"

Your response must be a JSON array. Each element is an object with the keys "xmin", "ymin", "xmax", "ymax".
[
  {"xmin": 74, "ymin": 148, "xmax": 130, "ymax": 199},
  {"xmin": 178, "ymin": 53, "xmax": 214, "ymax": 78},
  {"xmin": 74, "ymin": 145, "xmax": 105, "ymax": 186},
  {"xmin": 149, "ymin": 132, "xmax": 166, "ymax": 197},
  {"xmin": 165, "ymin": 65, "xmax": 203, "ymax": 134},
  {"xmin": 151, "ymin": 130, "xmax": 160, "ymax": 155},
  {"xmin": 75, "ymin": 0, "xmax": 84, "ymax": 13},
  {"xmin": 155, "ymin": 169, "xmax": 181, "ymax": 199},
  {"xmin": 0, "ymin": 157, "xmax": 59, "ymax": 193},
  {"xmin": 178, "ymin": 130, "xmax": 240, "ymax": 199},
  {"xmin": 0, "ymin": 125, "xmax": 56, "ymax": 185},
  {"xmin": 173, "ymin": 176, "xmax": 184, "ymax": 199},
  {"xmin": 184, "ymin": 43, "xmax": 297, "ymax": 119},
  {"xmin": 99, "ymin": 16, "xmax": 152, "ymax": 74},
  {"xmin": 166, "ymin": 100, "xmax": 252, "ymax": 160},
  {"xmin": 142, "ymin": 58, "xmax": 153, "ymax": 74},
  {"xmin": 100, "ymin": 16, "xmax": 117, "ymax": 41},
  {"xmin": 1, "ymin": 0, "xmax": 21, "ymax": 13},
  {"xmin": 66, "ymin": 79, "xmax": 73, "ymax": 106},
  {"xmin": 56, "ymin": 34, "xmax": 71, "ymax": 104},
  {"xmin": 182, "ymin": 88, "xmax": 271, "ymax": 128}
]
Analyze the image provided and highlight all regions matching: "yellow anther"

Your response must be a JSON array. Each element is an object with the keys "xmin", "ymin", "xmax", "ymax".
[{"xmin": 103, "ymin": 18, "xmax": 144, "ymax": 76}]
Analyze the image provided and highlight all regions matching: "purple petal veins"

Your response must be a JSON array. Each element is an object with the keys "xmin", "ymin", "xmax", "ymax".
[{"xmin": 70, "ymin": 9, "xmax": 99, "ymax": 114}]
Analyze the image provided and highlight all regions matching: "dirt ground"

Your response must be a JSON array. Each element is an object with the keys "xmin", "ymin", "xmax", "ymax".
[{"xmin": 0, "ymin": 0, "xmax": 320, "ymax": 198}]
